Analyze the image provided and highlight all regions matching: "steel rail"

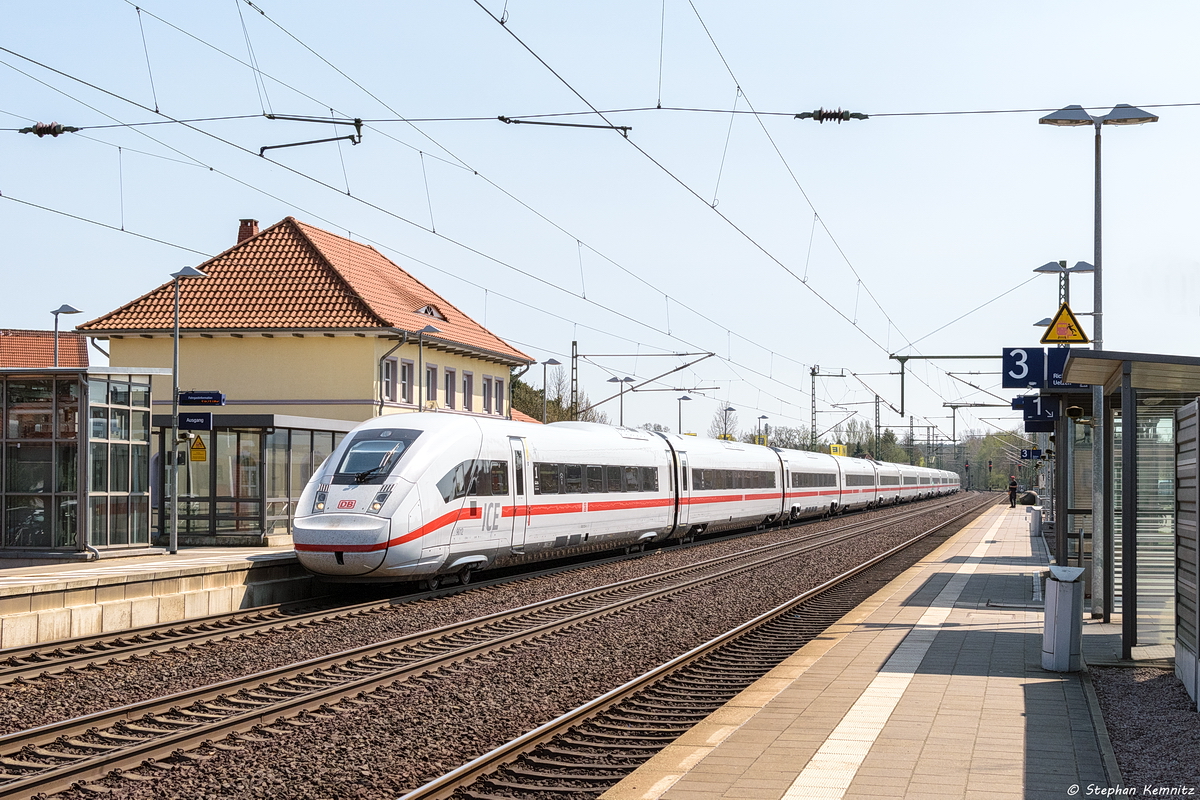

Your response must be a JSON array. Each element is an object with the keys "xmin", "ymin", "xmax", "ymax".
[
  {"xmin": 398, "ymin": 495, "xmax": 997, "ymax": 799},
  {"xmin": 0, "ymin": 497, "xmax": 978, "ymax": 797}
]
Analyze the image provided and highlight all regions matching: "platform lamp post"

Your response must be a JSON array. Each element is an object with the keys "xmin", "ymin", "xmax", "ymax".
[
  {"xmin": 541, "ymin": 358, "xmax": 561, "ymax": 423},
  {"xmin": 1039, "ymin": 103, "xmax": 1158, "ymax": 630},
  {"xmin": 677, "ymin": 395, "xmax": 691, "ymax": 434},
  {"xmin": 50, "ymin": 304, "xmax": 81, "ymax": 367},
  {"xmin": 722, "ymin": 406, "xmax": 735, "ymax": 439},
  {"xmin": 169, "ymin": 266, "xmax": 207, "ymax": 556},
  {"xmin": 758, "ymin": 415, "xmax": 769, "ymax": 445},
  {"xmin": 607, "ymin": 376, "xmax": 634, "ymax": 426},
  {"xmin": 415, "ymin": 325, "xmax": 440, "ymax": 411}
]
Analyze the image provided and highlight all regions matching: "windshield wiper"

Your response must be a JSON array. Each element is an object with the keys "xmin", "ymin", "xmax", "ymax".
[{"xmin": 353, "ymin": 464, "xmax": 388, "ymax": 484}]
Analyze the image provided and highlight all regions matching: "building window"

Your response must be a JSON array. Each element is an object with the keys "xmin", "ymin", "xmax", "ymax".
[
  {"xmin": 400, "ymin": 361, "xmax": 414, "ymax": 404},
  {"xmin": 383, "ymin": 358, "xmax": 398, "ymax": 402},
  {"xmin": 495, "ymin": 378, "xmax": 505, "ymax": 416},
  {"xmin": 425, "ymin": 364, "xmax": 438, "ymax": 407},
  {"xmin": 482, "ymin": 377, "xmax": 493, "ymax": 414},
  {"xmin": 444, "ymin": 369, "xmax": 456, "ymax": 410},
  {"xmin": 463, "ymin": 373, "xmax": 473, "ymax": 412}
]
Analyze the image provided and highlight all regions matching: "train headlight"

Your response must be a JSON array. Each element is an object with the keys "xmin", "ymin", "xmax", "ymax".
[
  {"xmin": 313, "ymin": 492, "xmax": 327, "ymax": 513},
  {"xmin": 368, "ymin": 492, "xmax": 389, "ymax": 513}
]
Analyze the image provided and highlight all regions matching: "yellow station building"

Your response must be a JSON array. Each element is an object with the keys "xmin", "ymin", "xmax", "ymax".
[{"xmin": 78, "ymin": 218, "xmax": 534, "ymax": 547}]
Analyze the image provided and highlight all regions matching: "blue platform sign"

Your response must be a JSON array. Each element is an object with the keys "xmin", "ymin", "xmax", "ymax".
[
  {"xmin": 1046, "ymin": 348, "xmax": 1086, "ymax": 389},
  {"xmin": 179, "ymin": 391, "xmax": 226, "ymax": 406},
  {"xmin": 1022, "ymin": 395, "xmax": 1060, "ymax": 421},
  {"xmin": 178, "ymin": 412, "xmax": 213, "ymax": 431},
  {"xmin": 1020, "ymin": 449, "xmax": 1043, "ymax": 459},
  {"xmin": 1002, "ymin": 348, "xmax": 1046, "ymax": 389}
]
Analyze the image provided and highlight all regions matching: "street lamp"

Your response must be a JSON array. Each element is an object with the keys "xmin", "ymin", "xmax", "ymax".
[
  {"xmin": 607, "ymin": 376, "xmax": 634, "ymax": 426},
  {"xmin": 722, "ymin": 406, "xmax": 735, "ymax": 439},
  {"xmin": 1040, "ymin": 103, "xmax": 1157, "ymax": 627},
  {"xmin": 169, "ymin": 265, "xmax": 207, "ymax": 556},
  {"xmin": 50, "ymin": 304, "xmax": 81, "ymax": 367},
  {"xmin": 677, "ymin": 395, "xmax": 691, "ymax": 434},
  {"xmin": 415, "ymin": 325, "xmax": 440, "ymax": 411},
  {"xmin": 541, "ymin": 358, "xmax": 561, "ymax": 423},
  {"xmin": 758, "ymin": 415, "xmax": 769, "ymax": 445}
]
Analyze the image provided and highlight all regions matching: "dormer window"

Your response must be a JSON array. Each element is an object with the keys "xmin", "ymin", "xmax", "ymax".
[{"xmin": 417, "ymin": 305, "xmax": 446, "ymax": 320}]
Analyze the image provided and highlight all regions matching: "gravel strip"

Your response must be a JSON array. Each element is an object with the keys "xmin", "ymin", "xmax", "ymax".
[
  {"xmin": 0, "ymin": 496, "xmax": 985, "ymax": 736},
  {"xmin": 55, "ymin": 500, "xmax": 985, "ymax": 800},
  {"xmin": 1089, "ymin": 666, "xmax": 1200, "ymax": 789}
]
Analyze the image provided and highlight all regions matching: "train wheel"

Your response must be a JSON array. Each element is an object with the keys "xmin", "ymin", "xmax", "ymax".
[
  {"xmin": 424, "ymin": 575, "xmax": 442, "ymax": 591},
  {"xmin": 458, "ymin": 568, "xmax": 474, "ymax": 586}
]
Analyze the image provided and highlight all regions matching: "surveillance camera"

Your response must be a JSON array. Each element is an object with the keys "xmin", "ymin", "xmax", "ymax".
[{"xmin": 1066, "ymin": 406, "xmax": 1084, "ymax": 419}]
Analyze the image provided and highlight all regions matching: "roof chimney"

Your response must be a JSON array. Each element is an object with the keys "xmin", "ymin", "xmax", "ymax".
[{"xmin": 237, "ymin": 219, "xmax": 259, "ymax": 244}]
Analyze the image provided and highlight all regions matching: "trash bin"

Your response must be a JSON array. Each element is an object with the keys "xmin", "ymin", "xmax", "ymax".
[
  {"xmin": 1027, "ymin": 506, "xmax": 1043, "ymax": 538},
  {"xmin": 1042, "ymin": 565, "xmax": 1085, "ymax": 671}
]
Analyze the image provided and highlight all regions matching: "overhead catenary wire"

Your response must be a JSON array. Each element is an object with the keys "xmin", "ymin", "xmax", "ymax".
[
  {"xmin": 4, "ymin": 14, "xmax": 1022, "ymax": 431},
  {"xmin": 2, "ymin": 48, "xmax": 828, "ymax": 429},
  {"xmin": 104, "ymin": 2, "xmax": 825, "ymax": 388}
]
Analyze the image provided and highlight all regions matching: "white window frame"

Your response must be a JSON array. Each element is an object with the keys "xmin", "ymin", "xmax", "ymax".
[
  {"xmin": 463, "ymin": 372, "xmax": 473, "ymax": 412},
  {"xmin": 482, "ymin": 376, "xmax": 493, "ymax": 414}
]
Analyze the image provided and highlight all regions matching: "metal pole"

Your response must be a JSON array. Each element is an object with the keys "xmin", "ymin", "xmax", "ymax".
[
  {"xmin": 1120, "ymin": 361, "xmax": 1136, "ymax": 659},
  {"xmin": 1091, "ymin": 121, "xmax": 1107, "ymax": 617},
  {"xmin": 542, "ymin": 362, "xmax": 549, "ymax": 424},
  {"xmin": 417, "ymin": 335, "xmax": 424, "ymax": 411},
  {"xmin": 53, "ymin": 313, "xmax": 60, "ymax": 368},
  {"xmin": 619, "ymin": 384, "xmax": 624, "ymax": 427},
  {"xmin": 170, "ymin": 277, "xmax": 180, "ymax": 555}
]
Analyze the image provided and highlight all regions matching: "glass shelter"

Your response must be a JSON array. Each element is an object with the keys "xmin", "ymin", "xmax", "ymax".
[{"xmin": 1, "ymin": 368, "xmax": 166, "ymax": 555}]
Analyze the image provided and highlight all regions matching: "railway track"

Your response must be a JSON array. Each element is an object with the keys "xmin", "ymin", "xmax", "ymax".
[
  {"xmin": 399, "ymin": 493, "xmax": 997, "ymax": 799},
  {"xmin": 0, "ymin": 496, "xmax": 979, "ymax": 798},
  {"xmin": 0, "ymin": 497, "xmax": 962, "ymax": 687}
]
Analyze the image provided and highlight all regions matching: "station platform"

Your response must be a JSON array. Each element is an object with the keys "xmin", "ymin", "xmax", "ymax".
[
  {"xmin": 0, "ymin": 548, "xmax": 317, "ymax": 647},
  {"xmin": 604, "ymin": 504, "xmax": 1127, "ymax": 800}
]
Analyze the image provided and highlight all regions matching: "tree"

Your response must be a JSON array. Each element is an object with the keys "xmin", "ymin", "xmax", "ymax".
[
  {"xmin": 639, "ymin": 422, "xmax": 670, "ymax": 433},
  {"xmin": 707, "ymin": 408, "xmax": 739, "ymax": 439},
  {"xmin": 510, "ymin": 367, "xmax": 608, "ymax": 424},
  {"xmin": 767, "ymin": 425, "xmax": 814, "ymax": 451}
]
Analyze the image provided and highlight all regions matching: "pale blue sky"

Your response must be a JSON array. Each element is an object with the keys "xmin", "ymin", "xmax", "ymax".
[{"xmin": 4, "ymin": 1, "xmax": 1198, "ymax": 440}]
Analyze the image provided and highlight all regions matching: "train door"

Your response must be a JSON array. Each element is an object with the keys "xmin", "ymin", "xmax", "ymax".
[
  {"xmin": 508, "ymin": 437, "xmax": 529, "ymax": 552},
  {"xmin": 675, "ymin": 451, "xmax": 691, "ymax": 532}
]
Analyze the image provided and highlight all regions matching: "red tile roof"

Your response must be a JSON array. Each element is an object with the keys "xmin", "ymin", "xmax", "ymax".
[
  {"xmin": 79, "ymin": 217, "xmax": 532, "ymax": 364},
  {"xmin": 0, "ymin": 330, "xmax": 89, "ymax": 368},
  {"xmin": 510, "ymin": 408, "xmax": 542, "ymax": 424}
]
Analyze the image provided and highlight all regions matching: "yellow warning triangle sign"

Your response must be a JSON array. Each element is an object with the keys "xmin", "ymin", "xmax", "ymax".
[
  {"xmin": 189, "ymin": 436, "xmax": 207, "ymax": 462},
  {"xmin": 1040, "ymin": 302, "xmax": 1089, "ymax": 344}
]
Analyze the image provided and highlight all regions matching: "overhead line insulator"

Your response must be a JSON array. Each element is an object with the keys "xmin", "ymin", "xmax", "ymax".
[
  {"xmin": 794, "ymin": 108, "xmax": 869, "ymax": 124},
  {"xmin": 18, "ymin": 122, "xmax": 80, "ymax": 138}
]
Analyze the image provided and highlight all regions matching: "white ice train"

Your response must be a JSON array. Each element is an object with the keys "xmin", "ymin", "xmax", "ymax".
[{"xmin": 293, "ymin": 414, "xmax": 959, "ymax": 586}]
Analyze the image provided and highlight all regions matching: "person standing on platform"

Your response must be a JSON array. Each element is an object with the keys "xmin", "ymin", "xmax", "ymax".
[{"xmin": 1008, "ymin": 476, "xmax": 1018, "ymax": 507}]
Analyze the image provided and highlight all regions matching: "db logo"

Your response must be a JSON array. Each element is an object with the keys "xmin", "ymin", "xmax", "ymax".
[{"xmin": 337, "ymin": 499, "xmax": 356, "ymax": 509}]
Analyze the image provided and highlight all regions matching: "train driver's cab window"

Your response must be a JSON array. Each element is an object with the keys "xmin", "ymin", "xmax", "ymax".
[{"xmin": 332, "ymin": 429, "xmax": 421, "ymax": 485}]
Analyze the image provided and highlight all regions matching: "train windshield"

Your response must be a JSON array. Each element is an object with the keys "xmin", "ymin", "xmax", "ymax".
[{"xmin": 331, "ymin": 429, "xmax": 422, "ymax": 485}]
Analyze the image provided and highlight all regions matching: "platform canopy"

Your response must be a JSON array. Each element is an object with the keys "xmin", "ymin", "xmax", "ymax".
[{"xmin": 1063, "ymin": 349, "xmax": 1200, "ymax": 395}]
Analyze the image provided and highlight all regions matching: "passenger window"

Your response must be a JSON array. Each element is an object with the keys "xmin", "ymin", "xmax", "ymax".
[
  {"xmin": 566, "ymin": 464, "xmax": 583, "ymax": 494},
  {"xmin": 641, "ymin": 467, "xmax": 658, "ymax": 492},
  {"xmin": 489, "ymin": 460, "xmax": 509, "ymax": 495},
  {"xmin": 514, "ymin": 451, "xmax": 524, "ymax": 496},
  {"xmin": 624, "ymin": 466, "xmax": 640, "ymax": 492},
  {"xmin": 586, "ymin": 466, "xmax": 604, "ymax": 493},
  {"xmin": 536, "ymin": 463, "xmax": 560, "ymax": 495},
  {"xmin": 606, "ymin": 465, "xmax": 623, "ymax": 492}
]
